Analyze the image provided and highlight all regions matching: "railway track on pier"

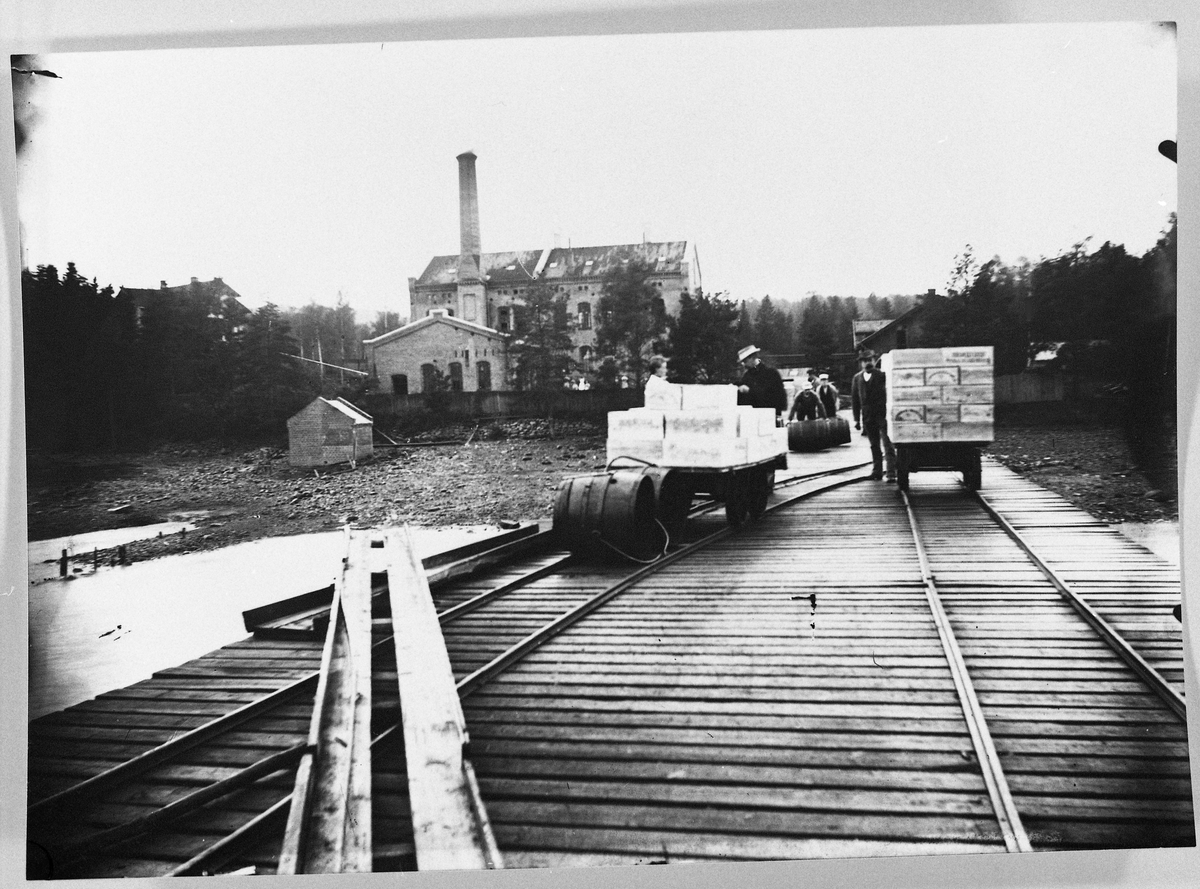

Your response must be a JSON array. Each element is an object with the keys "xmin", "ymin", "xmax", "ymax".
[{"xmin": 26, "ymin": 457, "xmax": 1190, "ymax": 876}]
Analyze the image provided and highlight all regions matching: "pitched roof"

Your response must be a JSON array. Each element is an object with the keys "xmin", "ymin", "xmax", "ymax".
[
  {"xmin": 363, "ymin": 309, "xmax": 507, "ymax": 347},
  {"xmin": 412, "ymin": 241, "xmax": 689, "ymax": 288},
  {"xmin": 323, "ymin": 398, "xmax": 372, "ymax": 424},
  {"xmin": 118, "ymin": 277, "xmax": 248, "ymax": 314},
  {"xmin": 858, "ymin": 302, "xmax": 926, "ymax": 350}
]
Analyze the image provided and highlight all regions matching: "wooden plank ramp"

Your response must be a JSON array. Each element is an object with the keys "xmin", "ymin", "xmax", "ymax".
[{"xmin": 386, "ymin": 525, "xmax": 503, "ymax": 870}]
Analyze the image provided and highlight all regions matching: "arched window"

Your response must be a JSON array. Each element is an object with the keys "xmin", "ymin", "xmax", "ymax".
[
  {"xmin": 578, "ymin": 301, "xmax": 592, "ymax": 330},
  {"xmin": 391, "ymin": 373, "xmax": 408, "ymax": 396},
  {"xmin": 448, "ymin": 362, "xmax": 464, "ymax": 392},
  {"xmin": 579, "ymin": 345, "xmax": 593, "ymax": 370},
  {"xmin": 421, "ymin": 363, "xmax": 437, "ymax": 392},
  {"xmin": 477, "ymin": 360, "xmax": 492, "ymax": 391}
]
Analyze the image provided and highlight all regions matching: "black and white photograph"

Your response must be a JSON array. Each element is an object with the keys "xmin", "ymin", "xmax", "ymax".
[{"xmin": 3, "ymin": 2, "xmax": 1197, "ymax": 888}]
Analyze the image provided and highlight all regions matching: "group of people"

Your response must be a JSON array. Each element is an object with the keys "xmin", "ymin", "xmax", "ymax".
[{"xmin": 642, "ymin": 345, "xmax": 895, "ymax": 482}]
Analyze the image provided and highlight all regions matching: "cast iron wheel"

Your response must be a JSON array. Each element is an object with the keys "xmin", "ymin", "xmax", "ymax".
[
  {"xmin": 896, "ymin": 449, "xmax": 911, "ymax": 491},
  {"xmin": 747, "ymin": 468, "xmax": 771, "ymax": 519},
  {"xmin": 964, "ymin": 449, "xmax": 982, "ymax": 491},
  {"xmin": 656, "ymin": 473, "xmax": 693, "ymax": 538},
  {"xmin": 724, "ymin": 475, "xmax": 749, "ymax": 527}
]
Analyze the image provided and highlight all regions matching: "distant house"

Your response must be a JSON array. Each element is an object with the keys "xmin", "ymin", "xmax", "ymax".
[
  {"xmin": 117, "ymin": 277, "xmax": 250, "ymax": 336},
  {"xmin": 287, "ymin": 397, "xmax": 374, "ymax": 467},
  {"xmin": 857, "ymin": 302, "xmax": 930, "ymax": 356},
  {"xmin": 364, "ymin": 309, "xmax": 509, "ymax": 395}
]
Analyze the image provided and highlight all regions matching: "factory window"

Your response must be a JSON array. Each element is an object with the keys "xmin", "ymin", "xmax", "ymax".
[
  {"xmin": 477, "ymin": 360, "xmax": 492, "ymax": 391},
  {"xmin": 449, "ymin": 362, "xmax": 464, "ymax": 392},
  {"xmin": 391, "ymin": 374, "xmax": 408, "ymax": 396},
  {"xmin": 421, "ymin": 363, "xmax": 437, "ymax": 392},
  {"xmin": 578, "ymin": 302, "xmax": 592, "ymax": 330}
]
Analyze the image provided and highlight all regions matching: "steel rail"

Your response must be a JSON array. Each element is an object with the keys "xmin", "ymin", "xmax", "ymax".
[
  {"xmin": 32, "ymin": 525, "xmax": 551, "ymax": 819},
  {"xmin": 972, "ymin": 490, "xmax": 1187, "ymax": 722},
  {"xmin": 51, "ymin": 743, "xmax": 311, "ymax": 868},
  {"xmin": 456, "ymin": 467, "xmax": 870, "ymax": 698},
  {"xmin": 435, "ymin": 554, "xmax": 576, "ymax": 623},
  {"xmin": 900, "ymin": 490, "xmax": 1032, "ymax": 853}
]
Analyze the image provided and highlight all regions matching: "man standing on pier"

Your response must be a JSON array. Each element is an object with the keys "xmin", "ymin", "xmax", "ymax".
[{"xmin": 851, "ymin": 350, "xmax": 895, "ymax": 482}]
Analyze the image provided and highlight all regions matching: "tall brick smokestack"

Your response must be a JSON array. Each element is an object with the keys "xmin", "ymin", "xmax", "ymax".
[{"xmin": 457, "ymin": 151, "xmax": 482, "ymax": 282}]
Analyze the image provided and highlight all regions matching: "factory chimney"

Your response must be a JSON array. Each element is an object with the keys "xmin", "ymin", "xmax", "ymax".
[{"xmin": 456, "ymin": 151, "xmax": 482, "ymax": 282}]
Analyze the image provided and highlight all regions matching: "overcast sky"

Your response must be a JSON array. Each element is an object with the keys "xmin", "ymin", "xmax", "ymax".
[{"xmin": 14, "ymin": 20, "xmax": 1176, "ymax": 322}]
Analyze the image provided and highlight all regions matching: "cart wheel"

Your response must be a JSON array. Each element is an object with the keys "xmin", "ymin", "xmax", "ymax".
[
  {"xmin": 964, "ymin": 449, "xmax": 982, "ymax": 491},
  {"xmin": 896, "ymin": 450, "xmax": 911, "ymax": 491},
  {"xmin": 725, "ymin": 475, "xmax": 749, "ymax": 527},
  {"xmin": 748, "ymin": 468, "xmax": 771, "ymax": 519},
  {"xmin": 657, "ymin": 473, "xmax": 692, "ymax": 537}
]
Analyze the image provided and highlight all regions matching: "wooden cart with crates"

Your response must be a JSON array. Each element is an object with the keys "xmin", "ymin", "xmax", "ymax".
[
  {"xmin": 553, "ymin": 384, "xmax": 790, "ymax": 560},
  {"xmin": 883, "ymin": 346, "xmax": 995, "ymax": 492}
]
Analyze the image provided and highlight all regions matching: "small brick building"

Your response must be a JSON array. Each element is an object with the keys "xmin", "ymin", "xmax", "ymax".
[
  {"xmin": 287, "ymin": 397, "xmax": 374, "ymax": 467},
  {"xmin": 364, "ymin": 309, "xmax": 509, "ymax": 395}
]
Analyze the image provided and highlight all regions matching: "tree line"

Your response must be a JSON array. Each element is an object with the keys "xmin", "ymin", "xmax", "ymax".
[
  {"xmin": 22, "ymin": 213, "xmax": 1174, "ymax": 450},
  {"xmin": 20, "ymin": 266, "xmax": 396, "ymax": 451}
]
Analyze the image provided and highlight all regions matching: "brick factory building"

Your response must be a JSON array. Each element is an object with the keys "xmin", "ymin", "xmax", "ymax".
[{"xmin": 380, "ymin": 151, "xmax": 697, "ymax": 390}]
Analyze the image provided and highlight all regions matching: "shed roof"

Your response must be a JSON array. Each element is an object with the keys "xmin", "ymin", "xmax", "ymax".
[{"xmin": 363, "ymin": 309, "xmax": 507, "ymax": 347}]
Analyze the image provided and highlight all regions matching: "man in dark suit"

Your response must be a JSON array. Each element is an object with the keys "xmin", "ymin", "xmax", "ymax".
[
  {"xmin": 851, "ymin": 350, "xmax": 895, "ymax": 481},
  {"xmin": 736, "ymin": 345, "xmax": 788, "ymax": 419}
]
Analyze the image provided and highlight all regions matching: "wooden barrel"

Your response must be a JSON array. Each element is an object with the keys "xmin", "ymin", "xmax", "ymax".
[
  {"xmin": 828, "ymin": 416, "xmax": 852, "ymax": 445},
  {"xmin": 788, "ymin": 418, "xmax": 850, "ymax": 451},
  {"xmin": 553, "ymin": 469, "xmax": 659, "ymax": 559}
]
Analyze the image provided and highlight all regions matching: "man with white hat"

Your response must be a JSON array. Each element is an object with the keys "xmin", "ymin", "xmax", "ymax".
[
  {"xmin": 787, "ymin": 378, "xmax": 827, "ymax": 422},
  {"xmin": 736, "ymin": 345, "xmax": 788, "ymax": 418},
  {"xmin": 816, "ymin": 373, "xmax": 839, "ymax": 418}
]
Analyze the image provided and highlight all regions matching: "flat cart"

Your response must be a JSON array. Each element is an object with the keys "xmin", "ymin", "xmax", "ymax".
[
  {"xmin": 635, "ymin": 452, "xmax": 790, "ymax": 530},
  {"xmin": 554, "ymin": 452, "xmax": 788, "ymax": 561},
  {"xmin": 894, "ymin": 441, "xmax": 985, "ymax": 492}
]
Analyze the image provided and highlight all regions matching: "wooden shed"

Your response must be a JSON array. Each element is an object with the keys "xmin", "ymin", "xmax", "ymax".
[{"xmin": 287, "ymin": 397, "xmax": 374, "ymax": 467}]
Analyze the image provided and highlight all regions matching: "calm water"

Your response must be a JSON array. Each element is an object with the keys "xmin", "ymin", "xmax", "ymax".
[{"xmin": 28, "ymin": 525, "xmax": 509, "ymax": 719}]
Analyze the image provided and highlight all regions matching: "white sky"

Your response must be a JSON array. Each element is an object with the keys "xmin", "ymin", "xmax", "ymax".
[{"xmin": 15, "ymin": 21, "xmax": 1177, "ymax": 321}]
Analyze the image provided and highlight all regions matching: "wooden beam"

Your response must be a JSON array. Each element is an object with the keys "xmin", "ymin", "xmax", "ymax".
[
  {"xmin": 278, "ymin": 529, "xmax": 376, "ymax": 874},
  {"xmin": 387, "ymin": 526, "xmax": 502, "ymax": 870}
]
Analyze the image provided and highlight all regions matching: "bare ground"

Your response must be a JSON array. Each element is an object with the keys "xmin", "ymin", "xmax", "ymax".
[{"xmin": 25, "ymin": 418, "xmax": 1175, "ymax": 568}]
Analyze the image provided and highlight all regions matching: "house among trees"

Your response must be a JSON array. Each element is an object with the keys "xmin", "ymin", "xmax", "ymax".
[
  {"xmin": 402, "ymin": 151, "xmax": 696, "ymax": 383},
  {"xmin": 117, "ymin": 276, "xmax": 250, "ymax": 336},
  {"xmin": 855, "ymin": 301, "xmax": 931, "ymax": 355},
  {"xmin": 364, "ymin": 309, "xmax": 508, "ymax": 395},
  {"xmin": 286, "ymin": 397, "xmax": 374, "ymax": 467}
]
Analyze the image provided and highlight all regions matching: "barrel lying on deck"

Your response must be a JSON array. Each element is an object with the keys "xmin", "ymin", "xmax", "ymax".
[
  {"xmin": 787, "ymin": 417, "xmax": 851, "ymax": 452},
  {"xmin": 553, "ymin": 469, "xmax": 661, "ymax": 560}
]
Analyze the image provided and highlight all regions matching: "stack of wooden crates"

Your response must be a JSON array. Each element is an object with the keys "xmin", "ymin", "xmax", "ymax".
[
  {"xmin": 606, "ymin": 384, "xmax": 788, "ymax": 467},
  {"xmin": 883, "ymin": 347, "xmax": 995, "ymax": 444}
]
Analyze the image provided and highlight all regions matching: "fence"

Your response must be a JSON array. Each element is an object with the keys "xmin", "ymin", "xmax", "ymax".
[
  {"xmin": 362, "ymin": 388, "xmax": 643, "ymax": 422},
  {"xmin": 994, "ymin": 372, "xmax": 1107, "ymax": 404}
]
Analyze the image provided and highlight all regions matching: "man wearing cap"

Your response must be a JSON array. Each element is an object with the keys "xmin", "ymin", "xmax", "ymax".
[
  {"xmin": 737, "ymin": 346, "xmax": 788, "ymax": 418},
  {"xmin": 787, "ymin": 379, "xmax": 826, "ymax": 421},
  {"xmin": 816, "ymin": 373, "xmax": 839, "ymax": 418},
  {"xmin": 851, "ymin": 350, "xmax": 895, "ymax": 481}
]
